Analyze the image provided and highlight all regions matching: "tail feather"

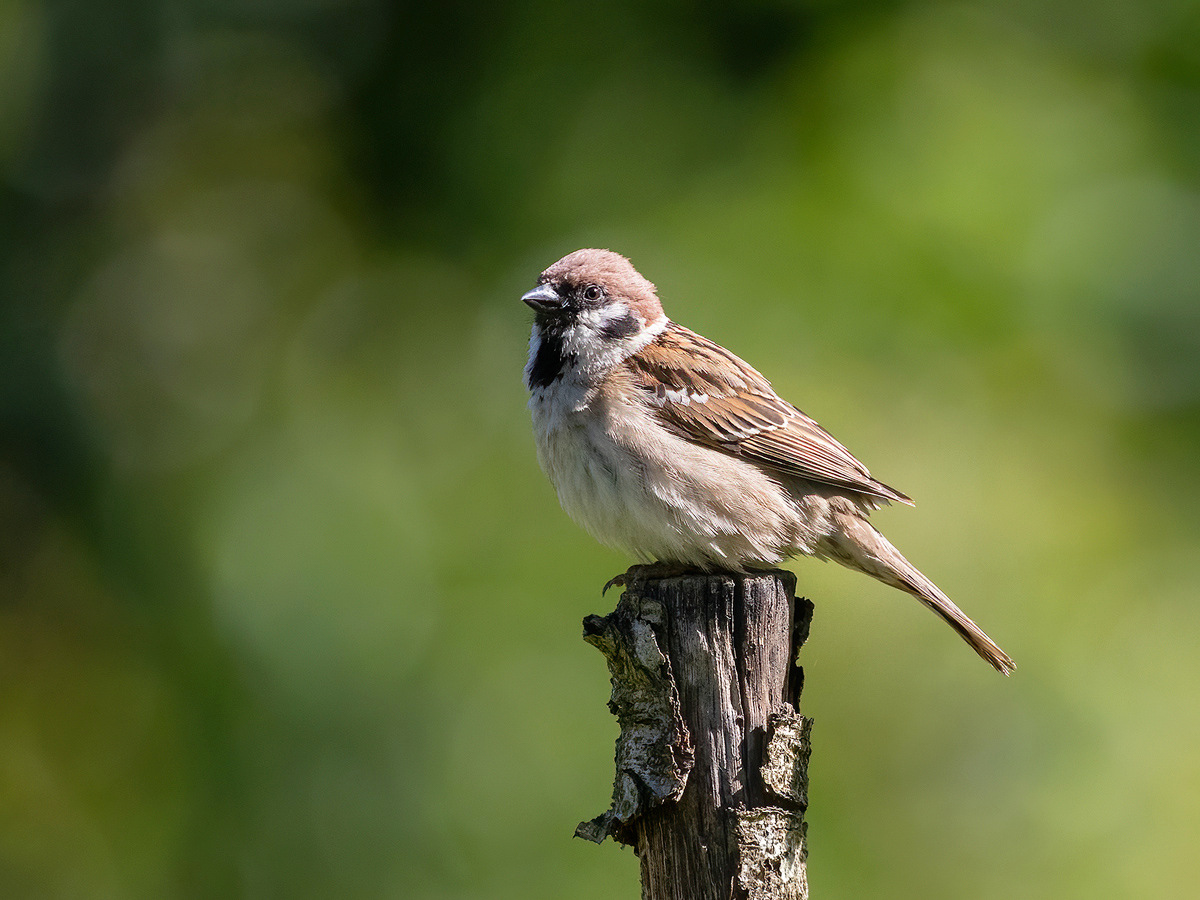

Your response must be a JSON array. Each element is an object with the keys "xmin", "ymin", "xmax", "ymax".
[
  {"xmin": 828, "ymin": 515, "xmax": 1016, "ymax": 675},
  {"xmin": 896, "ymin": 568, "xmax": 1015, "ymax": 675}
]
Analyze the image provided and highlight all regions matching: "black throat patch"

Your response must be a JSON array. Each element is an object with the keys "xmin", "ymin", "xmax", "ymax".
[{"xmin": 527, "ymin": 326, "xmax": 575, "ymax": 389}]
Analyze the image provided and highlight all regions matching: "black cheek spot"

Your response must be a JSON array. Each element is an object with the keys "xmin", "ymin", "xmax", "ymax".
[{"xmin": 599, "ymin": 312, "xmax": 641, "ymax": 341}]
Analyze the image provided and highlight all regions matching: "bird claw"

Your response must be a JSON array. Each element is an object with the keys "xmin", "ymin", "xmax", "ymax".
[
  {"xmin": 602, "ymin": 563, "xmax": 705, "ymax": 595},
  {"xmin": 601, "ymin": 573, "xmax": 627, "ymax": 595}
]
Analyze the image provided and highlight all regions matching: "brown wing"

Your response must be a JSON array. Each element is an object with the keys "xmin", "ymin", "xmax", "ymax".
[{"xmin": 628, "ymin": 323, "xmax": 913, "ymax": 505}]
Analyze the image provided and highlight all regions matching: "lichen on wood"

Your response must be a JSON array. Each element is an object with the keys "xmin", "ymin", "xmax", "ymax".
[
  {"xmin": 575, "ymin": 590, "xmax": 694, "ymax": 846},
  {"xmin": 761, "ymin": 712, "xmax": 812, "ymax": 809},
  {"xmin": 577, "ymin": 568, "xmax": 812, "ymax": 899},
  {"xmin": 736, "ymin": 806, "xmax": 808, "ymax": 900}
]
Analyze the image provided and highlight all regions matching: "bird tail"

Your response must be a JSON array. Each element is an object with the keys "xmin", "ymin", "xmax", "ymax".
[{"xmin": 827, "ymin": 514, "xmax": 1016, "ymax": 675}]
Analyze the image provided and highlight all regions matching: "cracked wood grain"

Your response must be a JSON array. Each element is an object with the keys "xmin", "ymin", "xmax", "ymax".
[{"xmin": 579, "ymin": 568, "xmax": 813, "ymax": 899}]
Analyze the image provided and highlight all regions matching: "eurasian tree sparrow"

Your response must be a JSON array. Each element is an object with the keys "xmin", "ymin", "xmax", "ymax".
[{"xmin": 522, "ymin": 248, "xmax": 1014, "ymax": 674}]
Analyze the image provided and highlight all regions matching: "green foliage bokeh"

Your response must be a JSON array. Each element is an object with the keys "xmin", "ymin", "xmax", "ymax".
[{"xmin": 1, "ymin": 1, "xmax": 1199, "ymax": 898}]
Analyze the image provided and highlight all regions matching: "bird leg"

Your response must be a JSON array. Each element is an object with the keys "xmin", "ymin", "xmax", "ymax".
[{"xmin": 602, "ymin": 562, "xmax": 707, "ymax": 595}]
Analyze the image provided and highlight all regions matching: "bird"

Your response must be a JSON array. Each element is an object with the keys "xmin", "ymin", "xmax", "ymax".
[{"xmin": 521, "ymin": 248, "xmax": 1014, "ymax": 674}]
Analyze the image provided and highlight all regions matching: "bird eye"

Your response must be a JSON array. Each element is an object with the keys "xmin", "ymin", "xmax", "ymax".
[{"xmin": 581, "ymin": 284, "xmax": 603, "ymax": 302}]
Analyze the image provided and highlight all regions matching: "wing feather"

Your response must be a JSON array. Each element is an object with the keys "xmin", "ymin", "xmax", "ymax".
[{"xmin": 628, "ymin": 323, "xmax": 913, "ymax": 505}]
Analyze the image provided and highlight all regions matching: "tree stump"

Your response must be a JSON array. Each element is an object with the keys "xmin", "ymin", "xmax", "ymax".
[{"xmin": 577, "ymin": 568, "xmax": 813, "ymax": 900}]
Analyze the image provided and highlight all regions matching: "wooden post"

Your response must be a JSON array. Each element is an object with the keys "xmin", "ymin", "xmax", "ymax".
[{"xmin": 577, "ymin": 568, "xmax": 813, "ymax": 900}]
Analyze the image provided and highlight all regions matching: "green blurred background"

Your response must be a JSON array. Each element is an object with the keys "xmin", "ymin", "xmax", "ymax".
[{"xmin": 1, "ymin": 0, "xmax": 1199, "ymax": 897}]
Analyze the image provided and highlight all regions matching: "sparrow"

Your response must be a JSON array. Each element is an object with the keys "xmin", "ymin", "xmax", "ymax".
[{"xmin": 522, "ymin": 248, "xmax": 1014, "ymax": 674}]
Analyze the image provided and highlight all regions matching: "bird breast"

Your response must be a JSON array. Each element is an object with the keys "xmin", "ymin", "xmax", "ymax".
[{"xmin": 528, "ymin": 374, "xmax": 818, "ymax": 569}]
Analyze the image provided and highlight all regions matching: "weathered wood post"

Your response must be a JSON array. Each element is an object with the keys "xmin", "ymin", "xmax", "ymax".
[{"xmin": 577, "ymin": 568, "xmax": 813, "ymax": 900}]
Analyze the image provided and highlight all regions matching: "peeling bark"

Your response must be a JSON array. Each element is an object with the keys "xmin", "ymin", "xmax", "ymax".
[
  {"xmin": 575, "ymin": 592, "xmax": 694, "ymax": 846},
  {"xmin": 579, "ymin": 569, "xmax": 813, "ymax": 899}
]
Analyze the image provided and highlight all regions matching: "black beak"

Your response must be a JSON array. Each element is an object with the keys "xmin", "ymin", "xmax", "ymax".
[{"xmin": 521, "ymin": 283, "xmax": 561, "ymax": 313}]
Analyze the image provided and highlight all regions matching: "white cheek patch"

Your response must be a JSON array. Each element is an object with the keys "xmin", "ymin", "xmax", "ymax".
[
  {"xmin": 558, "ymin": 306, "xmax": 666, "ymax": 378},
  {"xmin": 577, "ymin": 304, "xmax": 643, "ymax": 340},
  {"xmin": 574, "ymin": 306, "xmax": 609, "ymax": 331},
  {"xmin": 576, "ymin": 303, "xmax": 654, "ymax": 336}
]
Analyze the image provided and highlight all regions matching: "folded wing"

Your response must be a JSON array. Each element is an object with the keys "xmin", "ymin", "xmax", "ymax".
[{"xmin": 628, "ymin": 323, "xmax": 912, "ymax": 505}]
